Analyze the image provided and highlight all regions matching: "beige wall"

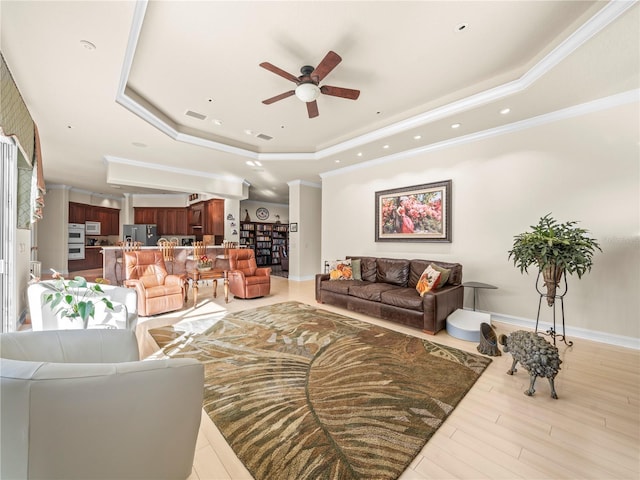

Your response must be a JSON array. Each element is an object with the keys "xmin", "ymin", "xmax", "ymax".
[
  {"xmin": 288, "ymin": 181, "xmax": 321, "ymax": 281},
  {"xmin": 321, "ymin": 101, "xmax": 639, "ymax": 342},
  {"xmin": 37, "ymin": 186, "xmax": 69, "ymax": 274}
]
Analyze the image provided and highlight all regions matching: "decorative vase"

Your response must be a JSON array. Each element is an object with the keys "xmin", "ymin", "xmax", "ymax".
[
  {"xmin": 542, "ymin": 264, "xmax": 564, "ymax": 306},
  {"xmin": 244, "ymin": 209, "xmax": 250, "ymax": 222}
]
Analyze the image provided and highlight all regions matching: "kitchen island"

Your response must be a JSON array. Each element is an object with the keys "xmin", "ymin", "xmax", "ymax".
[{"xmin": 101, "ymin": 245, "xmax": 227, "ymax": 285}]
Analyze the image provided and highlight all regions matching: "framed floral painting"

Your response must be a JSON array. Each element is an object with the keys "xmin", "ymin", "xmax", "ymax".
[{"xmin": 375, "ymin": 180, "xmax": 451, "ymax": 242}]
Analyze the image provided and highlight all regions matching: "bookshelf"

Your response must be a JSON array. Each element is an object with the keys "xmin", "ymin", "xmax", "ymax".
[{"xmin": 240, "ymin": 222, "xmax": 288, "ymax": 266}]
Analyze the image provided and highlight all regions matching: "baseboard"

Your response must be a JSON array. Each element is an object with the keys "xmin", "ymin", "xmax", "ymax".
[
  {"xmin": 287, "ymin": 275, "xmax": 316, "ymax": 282},
  {"xmin": 488, "ymin": 310, "xmax": 640, "ymax": 350}
]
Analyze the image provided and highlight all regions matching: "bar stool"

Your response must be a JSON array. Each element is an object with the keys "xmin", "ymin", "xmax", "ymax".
[
  {"xmin": 158, "ymin": 239, "xmax": 177, "ymax": 274},
  {"xmin": 114, "ymin": 240, "xmax": 141, "ymax": 285}
]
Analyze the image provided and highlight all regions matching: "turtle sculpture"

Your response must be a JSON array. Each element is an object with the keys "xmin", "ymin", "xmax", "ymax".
[{"xmin": 499, "ymin": 330, "xmax": 562, "ymax": 399}]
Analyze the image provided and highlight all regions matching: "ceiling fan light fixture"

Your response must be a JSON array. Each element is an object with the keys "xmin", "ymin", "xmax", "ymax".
[{"xmin": 295, "ymin": 83, "xmax": 320, "ymax": 102}]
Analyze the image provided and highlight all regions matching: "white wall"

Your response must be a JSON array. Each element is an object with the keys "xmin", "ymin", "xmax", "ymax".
[
  {"xmin": 240, "ymin": 200, "xmax": 289, "ymax": 224},
  {"xmin": 321, "ymin": 101, "xmax": 639, "ymax": 341}
]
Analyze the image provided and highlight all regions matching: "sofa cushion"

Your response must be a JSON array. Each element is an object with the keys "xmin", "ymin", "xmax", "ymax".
[
  {"xmin": 429, "ymin": 263, "xmax": 451, "ymax": 287},
  {"xmin": 416, "ymin": 265, "xmax": 441, "ymax": 297},
  {"xmin": 380, "ymin": 288, "xmax": 424, "ymax": 312},
  {"xmin": 349, "ymin": 283, "xmax": 401, "ymax": 302},
  {"xmin": 321, "ymin": 279, "xmax": 363, "ymax": 295},
  {"xmin": 347, "ymin": 256, "xmax": 377, "ymax": 282},
  {"xmin": 376, "ymin": 258, "xmax": 410, "ymax": 287},
  {"xmin": 328, "ymin": 259, "xmax": 353, "ymax": 280},
  {"xmin": 351, "ymin": 259, "xmax": 362, "ymax": 280},
  {"xmin": 409, "ymin": 260, "xmax": 463, "ymax": 288}
]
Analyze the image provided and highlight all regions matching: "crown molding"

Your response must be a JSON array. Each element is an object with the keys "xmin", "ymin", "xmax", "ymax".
[{"xmin": 321, "ymin": 89, "xmax": 640, "ymax": 178}]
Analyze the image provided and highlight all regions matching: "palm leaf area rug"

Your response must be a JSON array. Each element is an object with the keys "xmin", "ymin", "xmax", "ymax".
[{"xmin": 149, "ymin": 301, "xmax": 491, "ymax": 480}]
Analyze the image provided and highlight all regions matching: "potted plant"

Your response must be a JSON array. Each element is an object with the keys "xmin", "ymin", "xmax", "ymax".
[
  {"xmin": 508, "ymin": 214, "xmax": 601, "ymax": 305},
  {"xmin": 42, "ymin": 271, "xmax": 114, "ymax": 328}
]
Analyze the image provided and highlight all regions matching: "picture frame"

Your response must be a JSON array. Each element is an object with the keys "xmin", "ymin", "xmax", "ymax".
[
  {"xmin": 375, "ymin": 180, "xmax": 451, "ymax": 242},
  {"xmin": 289, "ymin": 223, "xmax": 298, "ymax": 233}
]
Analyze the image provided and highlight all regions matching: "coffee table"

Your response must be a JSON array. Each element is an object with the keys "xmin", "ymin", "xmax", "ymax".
[{"xmin": 187, "ymin": 269, "xmax": 229, "ymax": 305}]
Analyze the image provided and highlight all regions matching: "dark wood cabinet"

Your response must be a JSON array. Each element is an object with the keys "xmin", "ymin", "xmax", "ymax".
[
  {"xmin": 69, "ymin": 202, "xmax": 119, "ymax": 235},
  {"xmin": 133, "ymin": 201, "xmax": 223, "ymax": 237},
  {"xmin": 205, "ymin": 199, "xmax": 224, "ymax": 236},
  {"xmin": 69, "ymin": 202, "xmax": 86, "ymax": 224},
  {"xmin": 84, "ymin": 206, "xmax": 99, "ymax": 222},
  {"xmin": 85, "ymin": 248, "xmax": 103, "ymax": 269}
]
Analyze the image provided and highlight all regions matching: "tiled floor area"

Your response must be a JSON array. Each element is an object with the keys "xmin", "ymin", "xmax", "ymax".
[{"xmin": 41, "ymin": 271, "xmax": 640, "ymax": 479}]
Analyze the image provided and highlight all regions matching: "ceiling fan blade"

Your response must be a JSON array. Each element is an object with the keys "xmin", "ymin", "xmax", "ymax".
[
  {"xmin": 320, "ymin": 85, "xmax": 360, "ymax": 100},
  {"xmin": 311, "ymin": 51, "xmax": 342, "ymax": 82},
  {"xmin": 262, "ymin": 90, "xmax": 295, "ymax": 105},
  {"xmin": 306, "ymin": 100, "xmax": 319, "ymax": 118},
  {"xmin": 259, "ymin": 62, "xmax": 299, "ymax": 83}
]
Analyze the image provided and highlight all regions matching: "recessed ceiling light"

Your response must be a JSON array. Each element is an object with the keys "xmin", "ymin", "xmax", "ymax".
[
  {"xmin": 246, "ymin": 161, "xmax": 255, "ymax": 167},
  {"xmin": 212, "ymin": 119, "xmax": 222, "ymax": 126},
  {"xmin": 500, "ymin": 108, "xmax": 511, "ymax": 115},
  {"xmin": 254, "ymin": 161, "xmax": 262, "ymax": 167},
  {"xmin": 455, "ymin": 23, "xmax": 468, "ymax": 32},
  {"xmin": 132, "ymin": 142, "xmax": 147, "ymax": 148},
  {"xmin": 335, "ymin": 160, "xmax": 341, "ymax": 163},
  {"xmin": 244, "ymin": 129, "xmax": 254, "ymax": 135},
  {"xmin": 451, "ymin": 123, "xmax": 461, "ymax": 129},
  {"xmin": 357, "ymin": 152, "xmax": 363, "ymax": 157},
  {"xmin": 382, "ymin": 144, "xmax": 390, "ymax": 149},
  {"xmin": 80, "ymin": 40, "xmax": 96, "ymax": 50},
  {"xmin": 413, "ymin": 135, "xmax": 422, "ymax": 140},
  {"xmin": 67, "ymin": 125, "xmax": 73, "ymax": 129}
]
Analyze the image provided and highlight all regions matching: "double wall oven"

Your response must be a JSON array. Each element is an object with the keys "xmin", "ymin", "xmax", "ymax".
[{"xmin": 68, "ymin": 223, "xmax": 85, "ymax": 260}]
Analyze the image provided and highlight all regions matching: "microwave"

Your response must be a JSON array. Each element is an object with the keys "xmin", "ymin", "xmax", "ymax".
[{"xmin": 85, "ymin": 221, "xmax": 101, "ymax": 235}]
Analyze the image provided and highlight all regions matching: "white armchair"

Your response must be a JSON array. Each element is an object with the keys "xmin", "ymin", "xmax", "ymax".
[
  {"xmin": 1, "ymin": 329, "xmax": 204, "ymax": 480},
  {"xmin": 28, "ymin": 280, "xmax": 138, "ymax": 330}
]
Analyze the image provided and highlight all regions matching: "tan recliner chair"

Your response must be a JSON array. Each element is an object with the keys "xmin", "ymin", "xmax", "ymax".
[
  {"xmin": 227, "ymin": 248, "xmax": 271, "ymax": 299},
  {"xmin": 0, "ymin": 329, "xmax": 204, "ymax": 480},
  {"xmin": 124, "ymin": 250, "xmax": 185, "ymax": 316}
]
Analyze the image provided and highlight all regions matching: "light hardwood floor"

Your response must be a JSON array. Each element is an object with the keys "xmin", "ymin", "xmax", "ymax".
[{"xmin": 70, "ymin": 271, "xmax": 640, "ymax": 479}]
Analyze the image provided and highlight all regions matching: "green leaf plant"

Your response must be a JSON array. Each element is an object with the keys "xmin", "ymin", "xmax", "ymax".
[
  {"xmin": 508, "ymin": 214, "xmax": 602, "ymax": 278},
  {"xmin": 43, "ymin": 271, "xmax": 114, "ymax": 325}
]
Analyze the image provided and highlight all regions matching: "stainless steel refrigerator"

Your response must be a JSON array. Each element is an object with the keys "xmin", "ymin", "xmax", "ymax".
[{"xmin": 123, "ymin": 224, "xmax": 158, "ymax": 246}]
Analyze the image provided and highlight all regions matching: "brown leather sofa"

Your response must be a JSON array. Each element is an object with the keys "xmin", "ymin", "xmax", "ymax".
[
  {"xmin": 315, "ymin": 256, "xmax": 463, "ymax": 334},
  {"xmin": 228, "ymin": 249, "xmax": 271, "ymax": 299},
  {"xmin": 124, "ymin": 250, "xmax": 185, "ymax": 316}
]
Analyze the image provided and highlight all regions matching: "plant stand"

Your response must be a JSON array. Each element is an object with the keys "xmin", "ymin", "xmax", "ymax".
[{"xmin": 534, "ymin": 271, "xmax": 573, "ymax": 346}]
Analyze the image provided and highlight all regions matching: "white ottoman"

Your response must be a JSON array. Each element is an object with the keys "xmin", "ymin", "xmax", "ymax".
[{"xmin": 446, "ymin": 309, "xmax": 491, "ymax": 342}]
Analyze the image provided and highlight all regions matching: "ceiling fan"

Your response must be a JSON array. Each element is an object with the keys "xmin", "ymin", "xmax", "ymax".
[{"xmin": 260, "ymin": 51, "xmax": 360, "ymax": 119}]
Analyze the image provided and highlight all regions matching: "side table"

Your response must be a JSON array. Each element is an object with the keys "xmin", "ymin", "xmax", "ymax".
[
  {"xmin": 446, "ymin": 281, "xmax": 497, "ymax": 342},
  {"xmin": 462, "ymin": 281, "xmax": 498, "ymax": 311},
  {"xmin": 187, "ymin": 269, "xmax": 229, "ymax": 305}
]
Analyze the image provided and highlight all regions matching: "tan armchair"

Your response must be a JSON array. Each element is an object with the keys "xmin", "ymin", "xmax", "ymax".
[
  {"xmin": 124, "ymin": 250, "xmax": 185, "ymax": 316},
  {"xmin": 228, "ymin": 248, "xmax": 271, "ymax": 299}
]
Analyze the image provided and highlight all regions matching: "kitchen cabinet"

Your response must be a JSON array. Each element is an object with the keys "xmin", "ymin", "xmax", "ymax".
[
  {"xmin": 133, "ymin": 201, "xmax": 223, "ymax": 237},
  {"xmin": 69, "ymin": 202, "xmax": 119, "ymax": 235},
  {"xmin": 69, "ymin": 202, "xmax": 86, "ymax": 224},
  {"xmin": 134, "ymin": 208, "xmax": 157, "ymax": 225},
  {"xmin": 205, "ymin": 199, "xmax": 224, "ymax": 236},
  {"xmin": 85, "ymin": 248, "xmax": 103, "ymax": 269},
  {"xmin": 156, "ymin": 208, "xmax": 188, "ymax": 235}
]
